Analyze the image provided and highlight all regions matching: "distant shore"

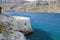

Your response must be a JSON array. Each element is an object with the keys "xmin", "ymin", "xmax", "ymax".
[{"xmin": 1, "ymin": 2, "xmax": 60, "ymax": 13}]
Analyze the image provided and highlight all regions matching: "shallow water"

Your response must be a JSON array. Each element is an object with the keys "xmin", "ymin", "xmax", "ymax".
[{"xmin": 5, "ymin": 12, "xmax": 60, "ymax": 40}]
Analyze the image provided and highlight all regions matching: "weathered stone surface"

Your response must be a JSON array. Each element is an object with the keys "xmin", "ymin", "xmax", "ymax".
[
  {"xmin": 12, "ymin": 16, "xmax": 33, "ymax": 34},
  {"xmin": 0, "ymin": 14, "xmax": 33, "ymax": 34},
  {"xmin": 0, "ymin": 34, "xmax": 4, "ymax": 40},
  {"xmin": 0, "ymin": 14, "xmax": 33, "ymax": 40},
  {"xmin": 9, "ymin": 32, "xmax": 27, "ymax": 40},
  {"xmin": 0, "ymin": 14, "xmax": 18, "ymax": 30},
  {"xmin": 0, "ymin": 14, "xmax": 27, "ymax": 40}
]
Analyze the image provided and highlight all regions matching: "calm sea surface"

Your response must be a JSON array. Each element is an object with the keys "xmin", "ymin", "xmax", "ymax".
[{"xmin": 5, "ymin": 12, "xmax": 60, "ymax": 40}]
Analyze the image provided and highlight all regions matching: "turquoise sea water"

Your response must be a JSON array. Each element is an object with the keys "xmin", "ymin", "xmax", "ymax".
[{"xmin": 5, "ymin": 12, "xmax": 60, "ymax": 40}]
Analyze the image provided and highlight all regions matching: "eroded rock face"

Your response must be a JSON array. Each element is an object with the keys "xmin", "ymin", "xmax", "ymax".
[
  {"xmin": 0, "ymin": 14, "xmax": 33, "ymax": 34},
  {"xmin": 0, "ymin": 14, "xmax": 33, "ymax": 40},
  {"xmin": 0, "ymin": 14, "xmax": 27, "ymax": 40},
  {"xmin": 12, "ymin": 16, "xmax": 33, "ymax": 34}
]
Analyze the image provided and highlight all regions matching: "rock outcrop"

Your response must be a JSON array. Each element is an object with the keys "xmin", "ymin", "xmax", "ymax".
[
  {"xmin": 0, "ymin": 14, "xmax": 26, "ymax": 40},
  {"xmin": 0, "ymin": 14, "xmax": 33, "ymax": 40},
  {"xmin": 12, "ymin": 16, "xmax": 33, "ymax": 34}
]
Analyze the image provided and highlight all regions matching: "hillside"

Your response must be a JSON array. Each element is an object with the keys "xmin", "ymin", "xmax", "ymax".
[
  {"xmin": 12, "ymin": 2, "xmax": 60, "ymax": 12},
  {"xmin": 1, "ymin": 1, "xmax": 60, "ymax": 12}
]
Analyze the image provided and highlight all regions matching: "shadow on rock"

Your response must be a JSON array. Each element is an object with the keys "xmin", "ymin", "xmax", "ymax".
[{"xmin": 26, "ymin": 29, "xmax": 54, "ymax": 40}]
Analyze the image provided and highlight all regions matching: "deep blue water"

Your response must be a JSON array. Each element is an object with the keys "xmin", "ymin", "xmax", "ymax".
[{"xmin": 5, "ymin": 12, "xmax": 60, "ymax": 40}]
